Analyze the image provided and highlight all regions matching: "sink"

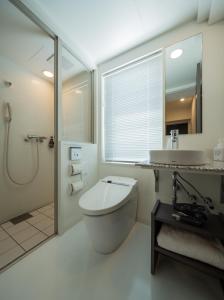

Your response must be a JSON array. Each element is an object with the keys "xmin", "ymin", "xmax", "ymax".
[{"xmin": 149, "ymin": 150, "xmax": 207, "ymax": 166}]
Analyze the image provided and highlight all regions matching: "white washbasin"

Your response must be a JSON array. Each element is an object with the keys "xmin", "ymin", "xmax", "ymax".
[{"xmin": 149, "ymin": 150, "xmax": 207, "ymax": 166}]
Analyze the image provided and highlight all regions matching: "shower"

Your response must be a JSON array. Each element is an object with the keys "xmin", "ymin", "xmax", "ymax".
[
  {"xmin": 4, "ymin": 102, "xmax": 41, "ymax": 185},
  {"xmin": 0, "ymin": 0, "xmax": 56, "ymax": 271}
]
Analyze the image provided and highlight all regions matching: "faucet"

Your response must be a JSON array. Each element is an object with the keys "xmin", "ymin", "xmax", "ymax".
[
  {"xmin": 24, "ymin": 135, "xmax": 47, "ymax": 143},
  {"xmin": 170, "ymin": 129, "xmax": 179, "ymax": 149}
]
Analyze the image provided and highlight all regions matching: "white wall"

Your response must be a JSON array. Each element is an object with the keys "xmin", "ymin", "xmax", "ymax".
[
  {"xmin": 97, "ymin": 21, "xmax": 224, "ymax": 224},
  {"xmin": 58, "ymin": 141, "xmax": 98, "ymax": 234},
  {"xmin": 0, "ymin": 55, "xmax": 54, "ymax": 223}
]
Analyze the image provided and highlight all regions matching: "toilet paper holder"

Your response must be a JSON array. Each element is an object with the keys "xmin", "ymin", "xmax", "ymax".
[
  {"xmin": 70, "ymin": 180, "xmax": 84, "ymax": 195},
  {"xmin": 70, "ymin": 163, "xmax": 82, "ymax": 176}
]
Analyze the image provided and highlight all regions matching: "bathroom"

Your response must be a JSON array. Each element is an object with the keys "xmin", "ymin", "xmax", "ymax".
[{"xmin": 0, "ymin": 0, "xmax": 224, "ymax": 299}]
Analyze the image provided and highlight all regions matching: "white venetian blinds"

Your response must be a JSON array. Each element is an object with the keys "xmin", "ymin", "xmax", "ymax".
[{"xmin": 102, "ymin": 52, "xmax": 163, "ymax": 162}]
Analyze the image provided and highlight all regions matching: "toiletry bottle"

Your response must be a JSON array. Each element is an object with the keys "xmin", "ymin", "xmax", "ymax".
[
  {"xmin": 213, "ymin": 138, "xmax": 224, "ymax": 161},
  {"xmin": 48, "ymin": 136, "xmax": 54, "ymax": 149}
]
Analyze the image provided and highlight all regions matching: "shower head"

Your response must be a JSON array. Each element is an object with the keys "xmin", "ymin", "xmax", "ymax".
[{"xmin": 4, "ymin": 102, "xmax": 12, "ymax": 122}]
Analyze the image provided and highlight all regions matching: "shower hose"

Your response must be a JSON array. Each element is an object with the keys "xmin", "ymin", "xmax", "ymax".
[{"xmin": 5, "ymin": 121, "xmax": 40, "ymax": 185}]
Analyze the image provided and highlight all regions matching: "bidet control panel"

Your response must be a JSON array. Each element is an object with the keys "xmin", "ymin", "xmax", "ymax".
[{"xmin": 70, "ymin": 147, "xmax": 82, "ymax": 161}]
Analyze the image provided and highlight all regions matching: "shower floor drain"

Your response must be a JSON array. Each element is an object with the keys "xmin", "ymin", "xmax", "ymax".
[{"xmin": 10, "ymin": 213, "xmax": 33, "ymax": 224}]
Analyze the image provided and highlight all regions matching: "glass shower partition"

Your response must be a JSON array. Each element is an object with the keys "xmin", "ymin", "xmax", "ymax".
[
  {"xmin": 61, "ymin": 46, "xmax": 93, "ymax": 143},
  {"xmin": 0, "ymin": 0, "xmax": 95, "ymax": 270},
  {"xmin": 0, "ymin": 0, "xmax": 57, "ymax": 270}
]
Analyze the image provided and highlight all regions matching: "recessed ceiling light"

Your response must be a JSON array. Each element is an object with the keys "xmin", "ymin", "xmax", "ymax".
[
  {"xmin": 170, "ymin": 49, "xmax": 183, "ymax": 59},
  {"xmin": 42, "ymin": 70, "xmax": 54, "ymax": 78},
  {"xmin": 180, "ymin": 98, "xmax": 185, "ymax": 102}
]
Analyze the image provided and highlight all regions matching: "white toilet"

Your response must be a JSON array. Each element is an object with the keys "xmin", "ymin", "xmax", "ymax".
[{"xmin": 79, "ymin": 176, "xmax": 138, "ymax": 254}]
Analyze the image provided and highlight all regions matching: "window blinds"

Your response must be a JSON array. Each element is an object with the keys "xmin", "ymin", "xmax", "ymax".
[{"xmin": 103, "ymin": 52, "xmax": 163, "ymax": 162}]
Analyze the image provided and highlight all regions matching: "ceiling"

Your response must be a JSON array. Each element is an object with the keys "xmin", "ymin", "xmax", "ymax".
[
  {"xmin": 0, "ymin": 0, "xmax": 87, "ymax": 83},
  {"xmin": 165, "ymin": 34, "xmax": 202, "ymax": 101},
  {"xmin": 166, "ymin": 97, "xmax": 193, "ymax": 111},
  {"xmin": 21, "ymin": 0, "xmax": 224, "ymax": 68},
  {"xmin": 0, "ymin": 0, "xmax": 54, "ymax": 82}
]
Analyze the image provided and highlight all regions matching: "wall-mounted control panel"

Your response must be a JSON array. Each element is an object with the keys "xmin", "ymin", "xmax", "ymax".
[{"xmin": 70, "ymin": 147, "xmax": 82, "ymax": 161}]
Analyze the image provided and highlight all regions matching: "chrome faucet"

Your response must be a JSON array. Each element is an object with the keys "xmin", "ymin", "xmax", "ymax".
[
  {"xmin": 170, "ymin": 129, "xmax": 179, "ymax": 149},
  {"xmin": 24, "ymin": 135, "xmax": 47, "ymax": 143}
]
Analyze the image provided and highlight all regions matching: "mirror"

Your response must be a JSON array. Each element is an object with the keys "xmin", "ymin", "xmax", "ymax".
[{"xmin": 165, "ymin": 34, "xmax": 202, "ymax": 135}]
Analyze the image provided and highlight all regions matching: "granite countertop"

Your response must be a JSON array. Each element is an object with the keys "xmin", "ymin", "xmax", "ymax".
[{"xmin": 135, "ymin": 160, "xmax": 224, "ymax": 175}]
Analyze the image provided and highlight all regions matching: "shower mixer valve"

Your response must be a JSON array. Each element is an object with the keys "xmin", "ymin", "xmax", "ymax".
[{"xmin": 24, "ymin": 135, "xmax": 47, "ymax": 143}]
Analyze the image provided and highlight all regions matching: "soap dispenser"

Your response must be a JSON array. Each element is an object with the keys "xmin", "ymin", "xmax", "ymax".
[{"xmin": 213, "ymin": 138, "xmax": 224, "ymax": 161}]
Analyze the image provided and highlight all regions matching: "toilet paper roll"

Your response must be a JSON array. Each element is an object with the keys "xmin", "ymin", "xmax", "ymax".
[
  {"xmin": 71, "ymin": 181, "xmax": 84, "ymax": 194},
  {"xmin": 71, "ymin": 163, "xmax": 82, "ymax": 176}
]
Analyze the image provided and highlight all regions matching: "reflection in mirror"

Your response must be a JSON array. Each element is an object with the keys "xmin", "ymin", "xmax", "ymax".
[
  {"xmin": 165, "ymin": 34, "xmax": 202, "ymax": 135},
  {"xmin": 62, "ymin": 47, "xmax": 92, "ymax": 142}
]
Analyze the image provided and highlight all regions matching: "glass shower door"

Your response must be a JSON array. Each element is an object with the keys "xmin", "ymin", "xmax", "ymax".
[{"xmin": 0, "ymin": 0, "xmax": 56, "ymax": 270}]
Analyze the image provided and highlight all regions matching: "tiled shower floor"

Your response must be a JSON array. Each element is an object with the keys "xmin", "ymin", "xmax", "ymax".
[{"xmin": 0, "ymin": 203, "xmax": 55, "ymax": 270}]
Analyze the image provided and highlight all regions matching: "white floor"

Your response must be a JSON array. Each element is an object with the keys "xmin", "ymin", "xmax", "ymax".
[{"xmin": 0, "ymin": 221, "xmax": 222, "ymax": 300}]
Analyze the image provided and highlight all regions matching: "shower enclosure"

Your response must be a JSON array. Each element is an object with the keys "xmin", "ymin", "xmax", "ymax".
[
  {"xmin": 0, "ymin": 0, "xmax": 56, "ymax": 270},
  {"xmin": 0, "ymin": 0, "xmax": 94, "ymax": 271}
]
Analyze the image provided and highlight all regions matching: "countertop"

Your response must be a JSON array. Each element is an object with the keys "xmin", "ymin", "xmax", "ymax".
[{"xmin": 135, "ymin": 160, "xmax": 224, "ymax": 175}]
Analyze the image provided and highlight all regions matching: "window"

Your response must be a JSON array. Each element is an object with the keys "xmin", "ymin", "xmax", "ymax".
[{"xmin": 102, "ymin": 52, "xmax": 163, "ymax": 163}]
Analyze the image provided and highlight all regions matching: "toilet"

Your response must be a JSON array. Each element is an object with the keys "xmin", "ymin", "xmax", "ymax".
[{"xmin": 79, "ymin": 176, "xmax": 138, "ymax": 254}]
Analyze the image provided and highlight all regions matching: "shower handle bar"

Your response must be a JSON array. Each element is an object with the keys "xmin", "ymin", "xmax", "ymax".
[{"xmin": 25, "ymin": 135, "xmax": 47, "ymax": 142}]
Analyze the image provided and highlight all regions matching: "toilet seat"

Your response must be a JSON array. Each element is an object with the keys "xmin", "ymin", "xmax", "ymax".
[{"xmin": 79, "ymin": 176, "xmax": 137, "ymax": 216}]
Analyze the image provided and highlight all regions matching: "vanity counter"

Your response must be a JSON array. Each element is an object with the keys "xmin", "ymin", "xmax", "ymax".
[{"xmin": 136, "ymin": 160, "xmax": 224, "ymax": 175}]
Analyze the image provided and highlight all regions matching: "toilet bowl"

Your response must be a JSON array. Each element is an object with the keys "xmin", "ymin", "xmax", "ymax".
[{"xmin": 79, "ymin": 176, "xmax": 138, "ymax": 254}]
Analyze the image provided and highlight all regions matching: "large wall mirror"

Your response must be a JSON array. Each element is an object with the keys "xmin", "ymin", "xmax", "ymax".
[{"xmin": 165, "ymin": 34, "xmax": 202, "ymax": 135}]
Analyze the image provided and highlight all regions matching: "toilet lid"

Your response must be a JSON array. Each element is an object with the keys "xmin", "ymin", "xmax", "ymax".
[{"xmin": 79, "ymin": 178, "xmax": 136, "ymax": 216}]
